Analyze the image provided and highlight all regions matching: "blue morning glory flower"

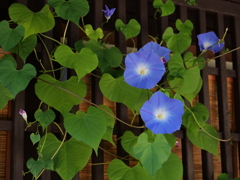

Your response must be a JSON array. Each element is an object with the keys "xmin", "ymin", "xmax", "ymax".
[
  {"xmin": 138, "ymin": 41, "xmax": 171, "ymax": 63},
  {"xmin": 140, "ymin": 91, "xmax": 184, "ymax": 134},
  {"xmin": 197, "ymin": 31, "xmax": 224, "ymax": 53},
  {"xmin": 124, "ymin": 50, "xmax": 166, "ymax": 89},
  {"xmin": 102, "ymin": 5, "xmax": 116, "ymax": 20}
]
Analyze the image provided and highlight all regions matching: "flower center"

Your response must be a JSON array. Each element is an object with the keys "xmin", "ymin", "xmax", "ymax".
[
  {"xmin": 140, "ymin": 69, "xmax": 146, "ymax": 74},
  {"xmin": 158, "ymin": 114, "xmax": 163, "ymax": 119},
  {"xmin": 203, "ymin": 42, "xmax": 212, "ymax": 49}
]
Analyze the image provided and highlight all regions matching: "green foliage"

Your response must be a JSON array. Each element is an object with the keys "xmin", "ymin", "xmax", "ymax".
[
  {"xmin": 0, "ymin": 61, "xmax": 36, "ymax": 97},
  {"xmin": 35, "ymin": 74, "xmax": 87, "ymax": 114},
  {"xmin": 34, "ymin": 109, "xmax": 56, "ymax": 130},
  {"xmin": 0, "ymin": 20, "xmax": 24, "ymax": 52},
  {"xmin": 152, "ymin": 153, "xmax": 183, "ymax": 180},
  {"xmin": 182, "ymin": 103, "xmax": 209, "ymax": 133},
  {"xmin": 121, "ymin": 131, "xmax": 138, "ymax": 158},
  {"xmin": 115, "ymin": 19, "xmax": 141, "ymax": 39},
  {"xmin": 187, "ymin": 124, "xmax": 219, "ymax": 157},
  {"xmin": 48, "ymin": 0, "xmax": 89, "ymax": 25},
  {"xmin": 133, "ymin": 132, "xmax": 171, "ymax": 175},
  {"xmin": 9, "ymin": 3, "xmax": 55, "ymax": 39},
  {"xmin": 54, "ymin": 45, "xmax": 98, "ymax": 80},
  {"xmin": 107, "ymin": 159, "xmax": 151, "ymax": 180},
  {"xmin": 0, "ymin": 83, "xmax": 13, "ymax": 109},
  {"xmin": 153, "ymin": 0, "xmax": 175, "ymax": 17},
  {"xmin": 85, "ymin": 24, "xmax": 104, "ymax": 40},
  {"xmin": 64, "ymin": 107, "xmax": 107, "ymax": 153},
  {"xmin": 27, "ymin": 158, "xmax": 45, "ymax": 178},
  {"xmin": 30, "ymin": 133, "xmax": 41, "ymax": 145}
]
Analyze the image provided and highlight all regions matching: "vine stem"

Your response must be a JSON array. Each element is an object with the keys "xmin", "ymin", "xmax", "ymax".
[
  {"xmin": 39, "ymin": 33, "xmax": 61, "ymax": 45},
  {"xmin": 62, "ymin": 20, "xmax": 69, "ymax": 45},
  {"xmin": 35, "ymin": 131, "xmax": 67, "ymax": 180},
  {"xmin": 36, "ymin": 77, "xmax": 144, "ymax": 129},
  {"xmin": 37, "ymin": 34, "xmax": 56, "ymax": 78},
  {"xmin": 189, "ymin": 46, "xmax": 240, "ymax": 70},
  {"xmin": 184, "ymin": 105, "xmax": 232, "ymax": 142},
  {"xmin": 98, "ymin": 146, "xmax": 131, "ymax": 161}
]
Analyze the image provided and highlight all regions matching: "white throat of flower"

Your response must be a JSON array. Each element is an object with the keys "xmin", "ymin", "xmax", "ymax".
[
  {"xmin": 137, "ymin": 64, "xmax": 148, "ymax": 75},
  {"xmin": 155, "ymin": 109, "xmax": 168, "ymax": 121},
  {"xmin": 203, "ymin": 42, "xmax": 212, "ymax": 49}
]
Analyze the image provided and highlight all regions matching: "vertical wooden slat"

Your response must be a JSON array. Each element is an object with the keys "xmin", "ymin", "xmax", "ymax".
[
  {"xmin": 115, "ymin": 0, "xmax": 129, "ymax": 163},
  {"xmin": 232, "ymin": 15, "xmax": 240, "ymax": 179},
  {"xmin": 137, "ymin": 0, "xmax": 148, "ymax": 47},
  {"xmin": 91, "ymin": 1, "xmax": 104, "ymax": 180},
  {"xmin": 198, "ymin": 9, "xmax": 214, "ymax": 180},
  {"xmin": 216, "ymin": 13, "xmax": 233, "ymax": 179}
]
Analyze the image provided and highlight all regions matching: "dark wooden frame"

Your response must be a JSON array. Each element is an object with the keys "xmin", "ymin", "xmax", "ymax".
[{"xmin": 0, "ymin": 0, "xmax": 240, "ymax": 179}]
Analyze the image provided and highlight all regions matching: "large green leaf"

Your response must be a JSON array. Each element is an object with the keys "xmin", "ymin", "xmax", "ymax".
[
  {"xmin": 85, "ymin": 24, "xmax": 104, "ymax": 40},
  {"xmin": 26, "ymin": 158, "xmax": 45, "ymax": 178},
  {"xmin": 153, "ymin": 0, "xmax": 175, "ymax": 17},
  {"xmin": 48, "ymin": 0, "xmax": 89, "ymax": 25},
  {"xmin": 38, "ymin": 133, "xmax": 92, "ymax": 180},
  {"xmin": 187, "ymin": 123, "xmax": 219, "ymax": 157},
  {"xmin": 115, "ymin": 19, "xmax": 141, "ymax": 40},
  {"xmin": 152, "ymin": 153, "xmax": 183, "ymax": 180},
  {"xmin": 0, "ymin": 61, "xmax": 36, "ymax": 97},
  {"xmin": 133, "ymin": 133, "xmax": 171, "ymax": 175},
  {"xmin": 99, "ymin": 73, "xmax": 142, "ymax": 112},
  {"xmin": 54, "ymin": 45, "xmax": 98, "ymax": 80},
  {"xmin": 9, "ymin": 35, "xmax": 37, "ymax": 63},
  {"xmin": 107, "ymin": 159, "xmax": 151, "ymax": 180},
  {"xmin": 0, "ymin": 83, "xmax": 13, "ymax": 110},
  {"xmin": 168, "ymin": 53, "xmax": 186, "ymax": 77},
  {"xmin": 64, "ymin": 107, "xmax": 107, "ymax": 153},
  {"xmin": 9, "ymin": 3, "xmax": 55, "ymax": 39},
  {"xmin": 162, "ymin": 27, "xmax": 191, "ymax": 54},
  {"xmin": 54, "ymin": 138, "xmax": 92, "ymax": 180},
  {"xmin": 184, "ymin": 52, "xmax": 206, "ymax": 70},
  {"xmin": 121, "ymin": 131, "xmax": 138, "ymax": 158},
  {"xmin": 34, "ymin": 109, "xmax": 56, "ymax": 130},
  {"xmin": 0, "ymin": 20, "xmax": 24, "ymax": 51},
  {"xmin": 35, "ymin": 74, "xmax": 86, "ymax": 114},
  {"xmin": 85, "ymin": 40, "xmax": 123, "ymax": 72},
  {"xmin": 99, "ymin": 105, "xmax": 115, "ymax": 145},
  {"xmin": 182, "ymin": 103, "xmax": 209, "ymax": 134}
]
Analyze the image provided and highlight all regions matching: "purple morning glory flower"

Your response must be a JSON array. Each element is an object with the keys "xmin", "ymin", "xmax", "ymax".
[
  {"xmin": 19, "ymin": 109, "xmax": 27, "ymax": 121},
  {"xmin": 140, "ymin": 91, "xmax": 184, "ymax": 134},
  {"xmin": 197, "ymin": 31, "xmax": 224, "ymax": 53},
  {"xmin": 124, "ymin": 50, "xmax": 166, "ymax": 89},
  {"xmin": 138, "ymin": 41, "xmax": 171, "ymax": 63},
  {"xmin": 102, "ymin": 5, "xmax": 116, "ymax": 20}
]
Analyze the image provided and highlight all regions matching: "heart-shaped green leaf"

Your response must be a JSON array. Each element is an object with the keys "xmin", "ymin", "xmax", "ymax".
[
  {"xmin": 184, "ymin": 52, "xmax": 206, "ymax": 70},
  {"xmin": 153, "ymin": 0, "xmax": 175, "ymax": 17},
  {"xmin": 99, "ymin": 105, "xmax": 115, "ymax": 145},
  {"xmin": 121, "ymin": 131, "xmax": 138, "ymax": 158},
  {"xmin": 48, "ymin": 0, "xmax": 89, "ymax": 25},
  {"xmin": 107, "ymin": 159, "xmax": 151, "ymax": 180},
  {"xmin": 176, "ymin": 19, "xmax": 193, "ymax": 35},
  {"xmin": 0, "ymin": 61, "xmax": 36, "ymax": 97},
  {"xmin": 0, "ymin": 83, "xmax": 13, "ymax": 110},
  {"xmin": 35, "ymin": 74, "xmax": 87, "ymax": 114},
  {"xmin": 85, "ymin": 24, "xmax": 104, "ymax": 40},
  {"xmin": 162, "ymin": 27, "xmax": 191, "ymax": 54},
  {"xmin": 182, "ymin": 103, "xmax": 209, "ymax": 134},
  {"xmin": 38, "ymin": 133, "xmax": 92, "ymax": 180},
  {"xmin": 9, "ymin": 35, "xmax": 37, "ymax": 63},
  {"xmin": 152, "ymin": 153, "xmax": 183, "ymax": 180},
  {"xmin": 54, "ymin": 45, "xmax": 98, "ymax": 80},
  {"xmin": 26, "ymin": 158, "xmax": 45, "ymax": 178},
  {"xmin": 64, "ymin": 106, "xmax": 107, "ymax": 153},
  {"xmin": 9, "ymin": 3, "xmax": 55, "ymax": 39},
  {"xmin": 30, "ymin": 133, "xmax": 41, "ymax": 145},
  {"xmin": 133, "ymin": 133, "xmax": 171, "ymax": 175},
  {"xmin": 0, "ymin": 20, "xmax": 24, "ymax": 51},
  {"xmin": 115, "ymin": 19, "xmax": 141, "ymax": 39},
  {"xmin": 99, "ymin": 73, "xmax": 142, "ymax": 112},
  {"xmin": 85, "ymin": 40, "xmax": 123, "ymax": 72},
  {"xmin": 34, "ymin": 109, "xmax": 56, "ymax": 130},
  {"xmin": 187, "ymin": 123, "xmax": 219, "ymax": 157}
]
